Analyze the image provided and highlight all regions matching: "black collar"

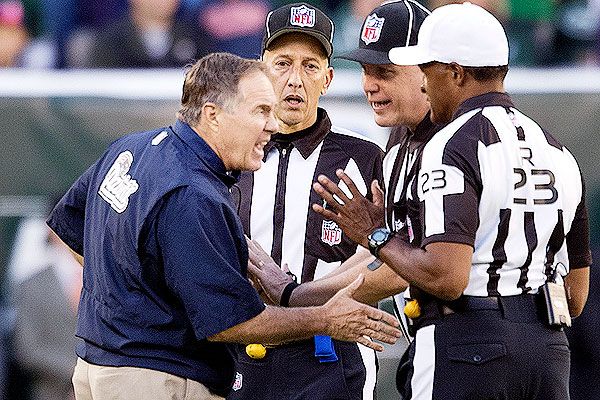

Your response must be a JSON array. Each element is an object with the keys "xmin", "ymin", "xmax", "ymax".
[
  {"xmin": 453, "ymin": 92, "xmax": 515, "ymax": 120},
  {"xmin": 263, "ymin": 108, "xmax": 331, "ymax": 159}
]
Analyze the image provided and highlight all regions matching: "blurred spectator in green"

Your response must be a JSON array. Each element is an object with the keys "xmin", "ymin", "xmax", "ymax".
[
  {"xmin": 505, "ymin": 0, "xmax": 559, "ymax": 66},
  {"xmin": 76, "ymin": 0, "xmax": 213, "ymax": 68},
  {"xmin": 21, "ymin": 0, "xmax": 42, "ymax": 37},
  {"xmin": 197, "ymin": 0, "xmax": 270, "ymax": 58},
  {"xmin": 426, "ymin": 0, "xmax": 561, "ymax": 66}
]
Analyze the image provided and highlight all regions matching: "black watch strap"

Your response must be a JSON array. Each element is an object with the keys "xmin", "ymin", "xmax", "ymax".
[{"xmin": 368, "ymin": 228, "xmax": 395, "ymax": 258}]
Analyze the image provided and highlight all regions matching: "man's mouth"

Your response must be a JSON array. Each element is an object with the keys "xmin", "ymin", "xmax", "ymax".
[
  {"xmin": 371, "ymin": 100, "xmax": 391, "ymax": 110},
  {"xmin": 284, "ymin": 94, "xmax": 304, "ymax": 107}
]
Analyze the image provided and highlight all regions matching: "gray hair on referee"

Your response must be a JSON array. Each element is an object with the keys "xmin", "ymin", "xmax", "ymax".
[{"xmin": 178, "ymin": 53, "xmax": 268, "ymax": 125}]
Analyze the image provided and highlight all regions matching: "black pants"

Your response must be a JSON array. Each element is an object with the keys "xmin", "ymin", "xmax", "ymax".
[
  {"xmin": 227, "ymin": 340, "xmax": 371, "ymax": 400},
  {"xmin": 397, "ymin": 297, "xmax": 570, "ymax": 399}
]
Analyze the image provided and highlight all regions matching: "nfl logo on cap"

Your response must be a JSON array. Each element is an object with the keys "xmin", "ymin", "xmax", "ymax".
[
  {"xmin": 290, "ymin": 4, "xmax": 315, "ymax": 27},
  {"xmin": 262, "ymin": 3, "xmax": 334, "ymax": 58},
  {"xmin": 361, "ymin": 13, "xmax": 385, "ymax": 45}
]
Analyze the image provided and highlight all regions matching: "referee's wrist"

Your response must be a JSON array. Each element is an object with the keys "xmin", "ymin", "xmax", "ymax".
[
  {"xmin": 367, "ymin": 228, "xmax": 395, "ymax": 258},
  {"xmin": 280, "ymin": 281, "xmax": 300, "ymax": 307}
]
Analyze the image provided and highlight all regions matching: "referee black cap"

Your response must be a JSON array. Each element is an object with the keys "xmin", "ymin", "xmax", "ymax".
[
  {"xmin": 338, "ymin": 0, "xmax": 430, "ymax": 65},
  {"xmin": 262, "ymin": 2, "xmax": 334, "ymax": 58}
]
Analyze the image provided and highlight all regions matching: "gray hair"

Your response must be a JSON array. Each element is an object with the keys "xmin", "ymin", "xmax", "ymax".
[{"xmin": 177, "ymin": 53, "xmax": 267, "ymax": 125}]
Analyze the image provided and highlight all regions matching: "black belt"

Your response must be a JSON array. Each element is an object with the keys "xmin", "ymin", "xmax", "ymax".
[
  {"xmin": 416, "ymin": 294, "xmax": 542, "ymax": 325},
  {"xmin": 444, "ymin": 295, "xmax": 502, "ymax": 314}
]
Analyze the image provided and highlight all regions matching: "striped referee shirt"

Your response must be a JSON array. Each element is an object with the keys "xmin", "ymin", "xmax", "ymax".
[
  {"xmin": 407, "ymin": 92, "xmax": 592, "ymax": 297},
  {"xmin": 236, "ymin": 108, "xmax": 384, "ymax": 283},
  {"xmin": 383, "ymin": 114, "xmax": 438, "ymax": 337},
  {"xmin": 384, "ymin": 113, "xmax": 437, "ymax": 237}
]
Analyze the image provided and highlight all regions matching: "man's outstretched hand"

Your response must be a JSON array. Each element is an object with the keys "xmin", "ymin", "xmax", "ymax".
[{"xmin": 321, "ymin": 274, "xmax": 401, "ymax": 351}]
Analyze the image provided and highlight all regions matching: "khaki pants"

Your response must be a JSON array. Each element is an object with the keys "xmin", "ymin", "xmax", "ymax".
[{"xmin": 72, "ymin": 358, "xmax": 224, "ymax": 400}]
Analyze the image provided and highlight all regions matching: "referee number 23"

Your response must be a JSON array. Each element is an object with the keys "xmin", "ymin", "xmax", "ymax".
[{"xmin": 513, "ymin": 168, "xmax": 557, "ymax": 205}]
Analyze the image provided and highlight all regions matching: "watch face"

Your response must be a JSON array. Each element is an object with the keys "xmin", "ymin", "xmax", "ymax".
[{"xmin": 372, "ymin": 229, "xmax": 388, "ymax": 242}]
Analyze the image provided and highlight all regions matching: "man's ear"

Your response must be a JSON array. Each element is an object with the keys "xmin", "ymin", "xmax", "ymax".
[
  {"xmin": 320, "ymin": 66, "xmax": 334, "ymax": 96},
  {"xmin": 201, "ymin": 102, "xmax": 221, "ymax": 129},
  {"xmin": 448, "ymin": 62, "xmax": 466, "ymax": 87}
]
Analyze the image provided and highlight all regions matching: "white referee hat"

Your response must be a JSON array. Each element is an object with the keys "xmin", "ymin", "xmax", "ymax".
[{"xmin": 389, "ymin": 2, "xmax": 509, "ymax": 67}]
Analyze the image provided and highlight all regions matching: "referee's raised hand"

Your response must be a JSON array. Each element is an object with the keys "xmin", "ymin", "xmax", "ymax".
[
  {"xmin": 320, "ymin": 274, "xmax": 401, "ymax": 351},
  {"xmin": 312, "ymin": 169, "xmax": 385, "ymax": 248}
]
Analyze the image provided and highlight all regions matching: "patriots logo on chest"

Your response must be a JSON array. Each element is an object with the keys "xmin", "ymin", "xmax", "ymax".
[{"xmin": 98, "ymin": 151, "xmax": 139, "ymax": 213}]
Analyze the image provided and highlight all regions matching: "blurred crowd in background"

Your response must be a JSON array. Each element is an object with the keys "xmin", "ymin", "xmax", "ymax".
[
  {"xmin": 0, "ymin": 1, "xmax": 599, "ymax": 400},
  {"xmin": 0, "ymin": 0, "xmax": 599, "ymax": 69},
  {"xmin": 1, "ymin": 213, "xmax": 82, "ymax": 400}
]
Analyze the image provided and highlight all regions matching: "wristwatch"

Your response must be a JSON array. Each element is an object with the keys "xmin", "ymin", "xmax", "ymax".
[{"xmin": 367, "ymin": 228, "xmax": 394, "ymax": 258}]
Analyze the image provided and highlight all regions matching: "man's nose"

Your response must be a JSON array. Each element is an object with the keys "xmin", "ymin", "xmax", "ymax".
[
  {"xmin": 287, "ymin": 65, "xmax": 303, "ymax": 88},
  {"xmin": 266, "ymin": 113, "xmax": 279, "ymax": 134},
  {"xmin": 362, "ymin": 75, "xmax": 378, "ymax": 96}
]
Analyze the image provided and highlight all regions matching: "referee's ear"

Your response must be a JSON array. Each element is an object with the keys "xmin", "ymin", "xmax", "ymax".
[{"xmin": 448, "ymin": 62, "xmax": 466, "ymax": 87}]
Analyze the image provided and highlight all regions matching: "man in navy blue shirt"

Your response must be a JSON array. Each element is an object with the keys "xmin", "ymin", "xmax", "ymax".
[{"xmin": 47, "ymin": 53, "xmax": 400, "ymax": 400}]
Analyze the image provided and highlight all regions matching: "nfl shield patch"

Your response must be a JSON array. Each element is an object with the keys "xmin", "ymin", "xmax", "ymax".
[
  {"xmin": 232, "ymin": 372, "xmax": 243, "ymax": 391},
  {"xmin": 290, "ymin": 5, "xmax": 315, "ymax": 28},
  {"xmin": 321, "ymin": 220, "xmax": 342, "ymax": 246},
  {"xmin": 361, "ymin": 13, "xmax": 385, "ymax": 45}
]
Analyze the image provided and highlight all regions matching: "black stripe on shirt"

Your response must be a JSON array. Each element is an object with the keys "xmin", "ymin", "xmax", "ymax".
[
  {"xmin": 518, "ymin": 211, "xmax": 538, "ymax": 293},
  {"xmin": 487, "ymin": 208, "xmax": 511, "ymax": 296}
]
